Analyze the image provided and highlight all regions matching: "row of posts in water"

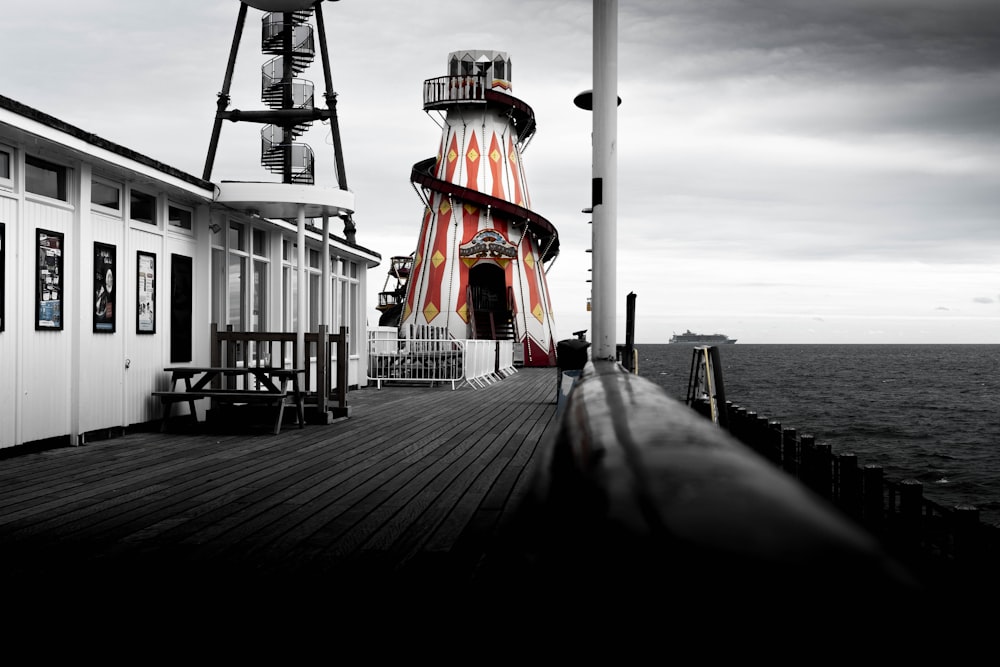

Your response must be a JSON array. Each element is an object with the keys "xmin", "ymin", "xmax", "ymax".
[{"xmin": 689, "ymin": 396, "xmax": 999, "ymax": 593}]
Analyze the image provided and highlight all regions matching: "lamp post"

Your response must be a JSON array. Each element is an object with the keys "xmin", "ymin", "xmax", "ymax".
[{"xmin": 575, "ymin": 0, "xmax": 618, "ymax": 362}]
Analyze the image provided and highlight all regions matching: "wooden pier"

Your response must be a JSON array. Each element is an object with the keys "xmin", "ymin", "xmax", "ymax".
[
  {"xmin": 0, "ymin": 367, "xmax": 561, "ymax": 624},
  {"xmin": 2, "ymin": 363, "xmax": 992, "ymax": 645}
]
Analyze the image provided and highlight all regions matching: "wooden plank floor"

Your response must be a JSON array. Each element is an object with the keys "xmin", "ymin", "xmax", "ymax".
[{"xmin": 0, "ymin": 367, "xmax": 562, "ymax": 617}]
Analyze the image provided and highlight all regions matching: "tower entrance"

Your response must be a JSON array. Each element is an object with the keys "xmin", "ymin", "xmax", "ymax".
[{"xmin": 469, "ymin": 263, "xmax": 514, "ymax": 340}]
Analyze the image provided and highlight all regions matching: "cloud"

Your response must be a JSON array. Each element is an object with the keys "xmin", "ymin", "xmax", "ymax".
[{"xmin": 973, "ymin": 297, "xmax": 995, "ymax": 304}]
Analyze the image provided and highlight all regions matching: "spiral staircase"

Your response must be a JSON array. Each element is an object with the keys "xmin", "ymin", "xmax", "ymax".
[{"xmin": 259, "ymin": 10, "xmax": 316, "ymax": 185}]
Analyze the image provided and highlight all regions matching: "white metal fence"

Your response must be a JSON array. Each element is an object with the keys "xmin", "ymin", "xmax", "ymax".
[{"xmin": 367, "ymin": 327, "xmax": 517, "ymax": 390}]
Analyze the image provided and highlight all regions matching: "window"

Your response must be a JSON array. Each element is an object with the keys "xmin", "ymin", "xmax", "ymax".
[
  {"xmin": 229, "ymin": 222, "xmax": 246, "ymax": 251},
  {"xmin": 130, "ymin": 189, "xmax": 156, "ymax": 225},
  {"xmin": 0, "ymin": 146, "xmax": 11, "ymax": 188},
  {"xmin": 168, "ymin": 204, "xmax": 192, "ymax": 230},
  {"xmin": 493, "ymin": 57, "xmax": 505, "ymax": 80},
  {"xmin": 461, "ymin": 55, "xmax": 474, "ymax": 76},
  {"xmin": 91, "ymin": 179, "xmax": 121, "ymax": 211},
  {"xmin": 253, "ymin": 259, "xmax": 267, "ymax": 331},
  {"xmin": 25, "ymin": 155, "xmax": 67, "ymax": 201},
  {"xmin": 251, "ymin": 228, "xmax": 268, "ymax": 330},
  {"xmin": 253, "ymin": 228, "xmax": 267, "ymax": 257},
  {"xmin": 227, "ymin": 222, "xmax": 247, "ymax": 329},
  {"xmin": 228, "ymin": 252, "xmax": 246, "ymax": 329}
]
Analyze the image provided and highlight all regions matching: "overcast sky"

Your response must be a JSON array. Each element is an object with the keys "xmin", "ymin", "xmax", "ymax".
[{"xmin": 3, "ymin": 0, "xmax": 998, "ymax": 343}]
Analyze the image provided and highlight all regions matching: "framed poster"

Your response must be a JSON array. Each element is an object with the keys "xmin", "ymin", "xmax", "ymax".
[
  {"xmin": 0, "ymin": 222, "xmax": 5, "ymax": 332},
  {"xmin": 93, "ymin": 242, "xmax": 116, "ymax": 333},
  {"xmin": 36, "ymin": 228, "xmax": 64, "ymax": 330},
  {"xmin": 136, "ymin": 251, "xmax": 156, "ymax": 334}
]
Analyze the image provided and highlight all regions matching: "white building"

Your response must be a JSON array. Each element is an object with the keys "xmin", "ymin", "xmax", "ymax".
[{"xmin": 0, "ymin": 94, "xmax": 380, "ymax": 451}]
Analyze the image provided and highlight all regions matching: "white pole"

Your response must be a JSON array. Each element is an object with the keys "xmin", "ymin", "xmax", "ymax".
[
  {"xmin": 321, "ymin": 212, "xmax": 331, "ymax": 328},
  {"xmin": 297, "ymin": 204, "xmax": 306, "ymax": 371},
  {"xmin": 591, "ymin": 0, "xmax": 618, "ymax": 361}
]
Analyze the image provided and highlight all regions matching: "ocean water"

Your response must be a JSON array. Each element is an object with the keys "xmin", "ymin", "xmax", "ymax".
[{"xmin": 636, "ymin": 344, "xmax": 1000, "ymax": 528}]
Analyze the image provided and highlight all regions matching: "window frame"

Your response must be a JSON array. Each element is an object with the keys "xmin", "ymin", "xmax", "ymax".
[
  {"xmin": 167, "ymin": 201, "xmax": 194, "ymax": 233},
  {"xmin": 0, "ymin": 144, "xmax": 12, "ymax": 191},
  {"xmin": 25, "ymin": 154, "xmax": 69, "ymax": 202},
  {"xmin": 91, "ymin": 176, "xmax": 123, "ymax": 215},
  {"xmin": 129, "ymin": 188, "xmax": 158, "ymax": 226}
]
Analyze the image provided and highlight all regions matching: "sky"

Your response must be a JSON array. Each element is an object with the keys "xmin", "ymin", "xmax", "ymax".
[{"xmin": 2, "ymin": 0, "xmax": 998, "ymax": 343}]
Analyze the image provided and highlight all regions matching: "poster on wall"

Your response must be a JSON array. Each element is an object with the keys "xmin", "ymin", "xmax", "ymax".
[
  {"xmin": 93, "ymin": 242, "xmax": 116, "ymax": 333},
  {"xmin": 36, "ymin": 228, "xmax": 64, "ymax": 331},
  {"xmin": 0, "ymin": 222, "xmax": 5, "ymax": 332},
  {"xmin": 136, "ymin": 251, "xmax": 155, "ymax": 334}
]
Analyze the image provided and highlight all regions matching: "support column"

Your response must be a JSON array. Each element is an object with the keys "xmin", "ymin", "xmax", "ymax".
[
  {"xmin": 321, "ymin": 212, "xmax": 331, "ymax": 328},
  {"xmin": 591, "ymin": 0, "xmax": 618, "ymax": 361},
  {"xmin": 297, "ymin": 205, "xmax": 306, "ymax": 371}
]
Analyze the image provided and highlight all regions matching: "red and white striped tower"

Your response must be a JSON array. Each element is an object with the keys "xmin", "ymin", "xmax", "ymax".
[{"xmin": 401, "ymin": 50, "xmax": 560, "ymax": 367}]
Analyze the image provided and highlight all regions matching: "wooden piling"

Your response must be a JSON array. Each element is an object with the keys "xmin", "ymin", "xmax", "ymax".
[
  {"xmin": 799, "ymin": 434, "xmax": 816, "ymax": 491},
  {"xmin": 814, "ymin": 442, "xmax": 833, "ymax": 500},
  {"xmin": 767, "ymin": 420, "xmax": 783, "ymax": 465},
  {"xmin": 837, "ymin": 453, "xmax": 861, "ymax": 520},
  {"xmin": 898, "ymin": 479, "xmax": 925, "ymax": 549},
  {"xmin": 781, "ymin": 427, "xmax": 797, "ymax": 475},
  {"xmin": 863, "ymin": 464, "xmax": 885, "ymax": 529},
  {"xmin": 951, "ymin": 504, "xmax": 982, "ymax": 566}
]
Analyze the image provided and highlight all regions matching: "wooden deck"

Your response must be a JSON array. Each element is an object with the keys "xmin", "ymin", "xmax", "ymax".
[{"xmin": 0, "ymin": 367, "xmax": 562, "ymax": 620}]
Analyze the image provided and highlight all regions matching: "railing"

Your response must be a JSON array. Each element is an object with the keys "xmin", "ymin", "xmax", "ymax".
[
  {"xmin": 367, "ymin": 327, "xmax": 515, "ymax": 390},
  {"xmin": 423, "ymin": 74, "xmax": 488, "ymax": 106},
  {"xmin": 496, "ymin": 340, "xmax": 517, "ymax": 377}
]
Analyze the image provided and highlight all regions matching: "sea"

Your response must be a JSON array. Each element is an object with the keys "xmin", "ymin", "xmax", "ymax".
[{"xmin": 636, "ymin": 344, "xmax": 1000, "ymax": 528}]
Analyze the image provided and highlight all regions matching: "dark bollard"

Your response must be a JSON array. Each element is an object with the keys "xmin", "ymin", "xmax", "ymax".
[
  {"xmin": 768, "ymin": 420, "xmax": 783, "ymax": 465},
  {"xmin": 781, "ymin": 427, "xmax": 798, "ymax": 476},
  {"xmin": 753, "ymin": 414, "xmax": 769, "ymax": 456},
  {"xmin": 863, "ymin": 464, "xmax": 885, "ymax": 530}
]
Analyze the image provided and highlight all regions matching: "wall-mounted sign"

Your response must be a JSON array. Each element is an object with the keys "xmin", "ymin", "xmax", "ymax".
[
  {"xmin": 36, "ymin": 229, "xmax": 64, "ymax": 330},
  {"xmin": 136, "ymin": 251, "xmax": 156, "ymax": 334},
  {"xmin": 93, "ymin": 242, "xmax": 116, "ymax": 333}
]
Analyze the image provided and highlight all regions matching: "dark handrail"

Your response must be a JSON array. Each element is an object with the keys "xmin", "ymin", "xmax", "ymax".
[{"xmin": 492, "ymin": 360, "xmax": 921, "ymax": 615}]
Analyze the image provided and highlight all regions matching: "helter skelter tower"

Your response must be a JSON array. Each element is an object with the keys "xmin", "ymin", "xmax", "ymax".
[{"xmin": 400, "ymin": 50, "xmax": 560, "ymax": 367}]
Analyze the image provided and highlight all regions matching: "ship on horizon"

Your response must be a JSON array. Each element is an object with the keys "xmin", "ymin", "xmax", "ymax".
[{"xmin": 669, "ymin": 329, "xmax": 737, "ymax": 344}]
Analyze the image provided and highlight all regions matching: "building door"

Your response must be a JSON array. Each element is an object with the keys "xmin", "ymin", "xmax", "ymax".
[{"xmin": 468, "ymin": 263, "xmax": 511, "ymax": 339}]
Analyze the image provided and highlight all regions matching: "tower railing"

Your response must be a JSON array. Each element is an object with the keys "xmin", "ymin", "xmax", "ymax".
[{"xmin": 423, "ymin": 74, "xmax": 488, "ymax": 106}]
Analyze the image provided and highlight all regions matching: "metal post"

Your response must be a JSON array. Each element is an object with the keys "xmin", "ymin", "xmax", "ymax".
[{"xmin": 591, "ymin": 0, "xmax": 618, "ymax": 360}]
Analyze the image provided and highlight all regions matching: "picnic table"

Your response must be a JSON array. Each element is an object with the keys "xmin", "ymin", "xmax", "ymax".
[{"xmin": 153, "ymin": 366, "xmax": 305, "ymax": 434}]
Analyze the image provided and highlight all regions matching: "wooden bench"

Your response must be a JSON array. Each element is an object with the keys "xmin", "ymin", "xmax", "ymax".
[
  {"xmin": 152, "ymin": 389, "xmax": 300, "ymax": 435},
  {"xmin": 155, "ymin": 366, "xmax": 305, "ymax": 435}
]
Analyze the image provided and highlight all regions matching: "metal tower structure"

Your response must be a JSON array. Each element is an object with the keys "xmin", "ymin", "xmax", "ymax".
[{"xmin": 203, "ymin": 0, "xmax": 355, "ymax": 240}]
